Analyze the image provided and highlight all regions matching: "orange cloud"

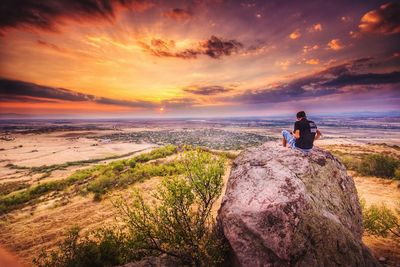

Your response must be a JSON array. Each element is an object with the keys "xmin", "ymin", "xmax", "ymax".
[
  {"xmin": 276, "ymin": 60, "xmax": 290, "ymax": 70},
  {"xmin": 309, "ymin": 23, "xmax": 322, "ymax": 32},
  {"xmin": 327, "ymin": 39, "xmax": 344, "ymax": 50},
  {"xmin": 0, "ymin": 0, "xmax": 154, "ymax": 31},
  {"xmin": 289, "ymin": 29, "xmax": 301, "ymax": 40},
  {"xmin": 36, "ymin": 40, "xmax": 96, "ymax": 59},
  {"xmin": 359, "ymin": 2, "xmax": 400, "ymax": 35},
  {"xmin": 0, "ymin": 101, "xmax": 134, "ymax": 114},
  {"xmin": 305, "ymin": 58, "xmax": 320, "ymax": 65},
  {"xmin": 139, "ymin": 36, "xmax": 243, "ymax": 59},
  {"xmin": 303, "ymin": 44, "xmax": 319, "ymax": 54}
]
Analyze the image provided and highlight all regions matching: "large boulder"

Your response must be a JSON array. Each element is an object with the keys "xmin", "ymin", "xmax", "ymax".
[{"xmin": 217, "ymin": 142, "xmax": 380, "ymax": 267}]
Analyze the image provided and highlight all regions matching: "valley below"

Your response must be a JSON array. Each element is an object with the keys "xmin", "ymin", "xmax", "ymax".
[{"xmin": 0, "ymin": 116, "xmax": 399, "ymax": 266}]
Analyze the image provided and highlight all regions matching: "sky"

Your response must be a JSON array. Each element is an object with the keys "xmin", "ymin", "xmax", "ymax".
[{"xmin": 0, "ymin": 0, "xmax": 399, "ymax": 118}]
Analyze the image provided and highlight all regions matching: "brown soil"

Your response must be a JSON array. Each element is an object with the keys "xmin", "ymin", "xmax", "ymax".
[{"xmin": 1, "ymin": 135, "xmax": 399, "ymax": 266}]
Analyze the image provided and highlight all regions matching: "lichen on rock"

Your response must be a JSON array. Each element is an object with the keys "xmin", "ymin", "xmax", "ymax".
[{"xmin": 217, "ymin": 142, "xmax": 381, "ymax": 267}]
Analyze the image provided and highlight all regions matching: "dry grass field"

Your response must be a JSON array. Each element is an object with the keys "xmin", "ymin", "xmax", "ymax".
[{"xmin": 0, "ymin": 125, "xmax": 399, "ymax": 266}]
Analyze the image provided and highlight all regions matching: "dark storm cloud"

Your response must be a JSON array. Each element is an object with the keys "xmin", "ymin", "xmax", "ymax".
[
  {"xmin": 0, "ymin": 0, "xmax": 153, "ymax": 30},
  {"xmin": 183, "ymin": 85, "xmax": 232, "ymax": 95},
  {"xmin": 0, "ymin": 78, "xmax": 159, "ymax": 108},
  {"xmin": 0, "ymin": 78, "xmax": 203, "ymax": 109},
  {"xmin": 0, "ymin": 78, "xmax": 95, "ymax": 101},
  {"xmin": 139, "ymin": 36, "xmax": 243, "ymax": 59},
  {"xmin": 359, "ymin": 2, "xmax": 400, "ymax": 35},
  {"xmin": 223, "ymin": 58, "xmax": 400, "ymax": 105},
  {"xmin": 0, "ymin": 94, "xmax": 58, "ymax": 103},
  {"xmin": 162, "ymin": 8, "xmax": 193, "ymax": 20},
  {"xmin": 322, "ymin": 72, "xmax": 400, "ymax": 87},
  {"xmin": 202, "ymin": 36, "xmax": 243, "ymax": 59}
]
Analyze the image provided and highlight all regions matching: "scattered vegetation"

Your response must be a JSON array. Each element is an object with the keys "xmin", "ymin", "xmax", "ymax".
[
  {"xmin": 96, "ymin": 128, "xmax": 275, "ymax": 150},
  {"xmin": 331, "ymin": 150, "xmax": 400, "ymax": 179},
  {"xmin": 358, "ymin": 154, "xmax": 399, "ymax": 178},
  {"xmin": 86, "ymin": 160, "xmax": 183, "ymax": 196},
  {"xmin": 360, "ymin": 199, "xmax": 399, "ymax": 242},
  {"xmin": 0, "ymin": 180, "xmax": 66, "ymax": 214},
  {"xmin": 33, "ymin": 226, "xmax": 131, "ymax": 267},
  {"xmin": 34, "ymin": 148, "xmax": 228, "ymax": 267},
  {"xmin": 6, "ymin": 147, "xmax": 158, "ymax": 174},
  {"xmin": 0, "ymin": 145, "xmax": 178, "ymax": 214},
  {"xmin": 0, "ymin": 181, "xmax": 29, "ymax": 196}
]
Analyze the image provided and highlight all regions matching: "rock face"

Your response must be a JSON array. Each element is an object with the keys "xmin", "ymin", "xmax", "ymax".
[{"xmin": 217, "ymin": 142, "xmax": 380, "ymax": 267}]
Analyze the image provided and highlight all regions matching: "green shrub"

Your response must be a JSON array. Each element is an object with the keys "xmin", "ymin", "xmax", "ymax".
[
  {"xmin": 134, "ymin": 144, "xmax": 177, "ymax": 163},
  {"xmin": 0, "ymin": 180, "xmax": 67, "ymax": 213},
  {"xmin": 113, "ymin": 149, "xmax": 228, "ymax": 266},
  {"xmin": 339, "ymin": 155, "xmax": 361, "ymax": 171},
  {"xmin": 33, "ymin": 226, "xmax": 130, "ymax": 267},
  {"xmin": 334, "ymin": 152, "xmax": 400, "ymax": 179},
  {"xmin": 361, "ymin": 199, "xmax": 400, "ymax": 240},
  {"xmin": 67, "ymin": 168, "xmax": 95, "ymax": 183},
  {"xmin": 0, "ymin": 181, "xmax": 29, "ymax": 196},
  {"xmin": 87, "ymin": 175, "xmax": 115, "ymax": 194},
  {"xmin": 112, "ymin": 162, "xmax": 125, "ymax": 172},
  {"xmin": 395, "ymin": 167, "xmax": 400, "ymax": 180},
  {"xmin": 86, "ymin": 161, "xmax": 183, "ymax": 197},
  {"xmin": 32, "ymin": 148, "xmax": 228, "ymax": 267},
  {"xmin": 358, "ymin": 154, "xmax": 399, "ymax": 178}
]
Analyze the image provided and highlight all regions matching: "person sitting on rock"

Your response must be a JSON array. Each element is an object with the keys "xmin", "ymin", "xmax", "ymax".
[{"xmin": 282, "ymin": 111, "xmax": 321, "ymax": 152}]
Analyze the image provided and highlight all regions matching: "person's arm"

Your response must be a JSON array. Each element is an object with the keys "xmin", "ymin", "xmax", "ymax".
[
  {"xmin": 293, "ymin": 129, "xmax": 300, "ymax": 139},
  {"xmin": 293, "ymin": 121, "xmax": 300, "ymax": 139},
  {"xmin": 315, "ymin": 129, "xmax": 322, "ymax": 140}
]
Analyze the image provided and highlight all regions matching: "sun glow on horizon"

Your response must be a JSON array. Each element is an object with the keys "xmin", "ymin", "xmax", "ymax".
[{"xmin": 0, "ymin": 1, "xmax": 399, "ymax": 117}]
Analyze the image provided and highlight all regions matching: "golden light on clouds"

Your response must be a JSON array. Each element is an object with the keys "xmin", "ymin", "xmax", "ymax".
[
  {"xmin": 358, "ymin": 2, "xmax": 400, "ymax": 34},
  {"xmin": 306, "ymin": 58, "xmax": 320, "ymax": 65},
  {"xmin": 327, "ymin": 39, "xmax": 344, "ymax": 50},
  {"xmin": 289, "ymin": 29, "xmax": 301, "ymax": 40},
  {"xmin": 309, "ymin": 23, "xmax": 322, "ymax": 32},
  {"xmin": 303, "ymin": 45, "xmax": 319, "ymax": 54},
  {"xmin": 0, "ymin": 0, "xmax": 399, "ymax": 117}
]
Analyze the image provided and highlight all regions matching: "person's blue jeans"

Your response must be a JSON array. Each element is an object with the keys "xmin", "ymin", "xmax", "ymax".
[{"xmin": 282, "ymin": 130, "xmax": 312, "ymax": 153}]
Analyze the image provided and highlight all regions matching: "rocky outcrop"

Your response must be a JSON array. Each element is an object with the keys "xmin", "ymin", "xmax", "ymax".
[{"xmin": 218, "ymin": 142, "xmax": 380, "ymax": 267}]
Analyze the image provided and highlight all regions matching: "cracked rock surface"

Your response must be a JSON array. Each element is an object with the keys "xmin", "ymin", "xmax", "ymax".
[{"xmin": 218, "ymin": 142, "xmax": 380, "ymax": 267}]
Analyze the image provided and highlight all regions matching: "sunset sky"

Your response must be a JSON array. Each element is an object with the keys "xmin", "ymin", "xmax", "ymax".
[{"xmin": 0, "ymin": 0, "xmax": 399, "ymax": 118}]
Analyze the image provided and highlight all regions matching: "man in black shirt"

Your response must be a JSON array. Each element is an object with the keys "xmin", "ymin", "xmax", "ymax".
[{"xmin": 282, "ymin": 111, "xmax": 321, "ymax": 152}]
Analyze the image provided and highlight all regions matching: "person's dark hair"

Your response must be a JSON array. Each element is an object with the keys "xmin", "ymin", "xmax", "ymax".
[{"xmin": 296, "ymin": 111, "xmax": 306, "ymax": 118}]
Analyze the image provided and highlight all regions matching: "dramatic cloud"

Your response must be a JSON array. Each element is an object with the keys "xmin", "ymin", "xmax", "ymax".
[
  {"xmin": 321, "ymin": 71, "xmax": 400, "ymax": 87},
  {"xmin": 0, "ymin": 78, "xmax": 157, "ymax": 108},
  {"xmin": 221, "ymin": 59, "xmax": 400, "ymax": 105},
  {"xmin": 162, "ymin": 8, "xmax": 193, "ymax": 20},
  {"xmin": 183, "ymin": 85, "xmax": 232, "ymax": 95},
  {"xmin": 0, "ymin": 1, "xmax": 399, "ymax": 116},
  {"xmin": 202, "ymin": 36, "xmax": 243, "ymax": 58},
  {"xmin": 0, "ymin": 0, "xmax": 153, "ymax": 30},
  {"xmin": 139, "ymin": 36, "xmax": 243, "ymax": 59},
  {"xmin": 359, "ymin": 2, "xmax": 400, "ymax": 35}
]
